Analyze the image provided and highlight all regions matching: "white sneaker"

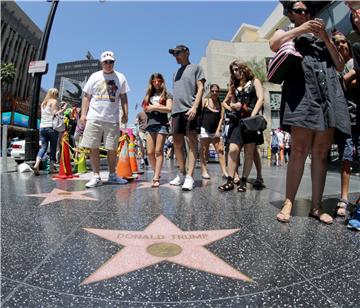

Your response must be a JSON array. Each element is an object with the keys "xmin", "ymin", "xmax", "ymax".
[
  {"xmin": 170, "ymin": 174, "xmax": 184, "ymax": 186},
  {"xmin": 85, "ymin": 176, "xmax": 103, "ymax": 188},
  {"xmin": 182, "ymin": 175, "xmax": 194, "ymax": 191},
  {"xmin": 107, "ymin": 174, "xmax": 128, "ymax": 184}
]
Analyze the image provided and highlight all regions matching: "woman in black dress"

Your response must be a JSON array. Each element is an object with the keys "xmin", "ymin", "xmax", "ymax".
[
  {"xmin": 218, "ymin": 61, "xmax": 264, "ymax": 192},
  {"xmin": 199, "ymin": 84, "xmax": 228, "ymax": 179},
  {"xmin": 270, "ymin": 1, "xmax": 351, "ymax": 224}
]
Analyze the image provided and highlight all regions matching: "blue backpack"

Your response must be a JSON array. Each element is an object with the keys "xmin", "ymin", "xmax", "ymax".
[{"xmin": 271, "ymin": 133, "xmax": 279, "ymax": 150}]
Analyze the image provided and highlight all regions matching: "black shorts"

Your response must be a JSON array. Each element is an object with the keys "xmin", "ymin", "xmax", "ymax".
[{"xmin": 171, "ymin": 111, "xmax": 201, "ymax": 135}]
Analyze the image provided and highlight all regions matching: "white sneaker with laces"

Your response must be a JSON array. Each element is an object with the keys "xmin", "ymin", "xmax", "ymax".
[
  {"xmin": 182, "ymin": 175, "xmax": 194, "ymax": 191},
  {"xmin": 85, "ymin": 176, "xmax": 103, "ymax": 188},
  {"xmin": 108, "ymin": 174, "xmax": 128, "ymax": 184},
  {"xmin": 170, "ymin": 174, "xmax": 184, "ymax": 186}
]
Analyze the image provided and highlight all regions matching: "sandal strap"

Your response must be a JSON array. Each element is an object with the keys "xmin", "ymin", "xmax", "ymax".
[{"xmin": 337, "ymin": 199, "xmax": 349, "ymax": 208}]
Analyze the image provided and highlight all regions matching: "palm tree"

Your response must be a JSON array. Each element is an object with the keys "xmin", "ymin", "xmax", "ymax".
[
  {"xmin": 245, "ymin": 58, "xmax": 267, "ymax": 84},
  {"xmin": 0, "ymin": 63, "xmax": 16, "ymax": 86}
]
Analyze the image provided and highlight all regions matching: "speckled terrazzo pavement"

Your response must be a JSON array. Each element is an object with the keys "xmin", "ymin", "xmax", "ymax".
[{"xmin": 1, "ymin": 159, "xmax": 359, "ymax": 307}]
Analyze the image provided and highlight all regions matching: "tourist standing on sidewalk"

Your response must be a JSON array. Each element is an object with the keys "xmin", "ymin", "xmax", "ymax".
[
  {"xmin": 270, "ymin": 129, "xmax": 280, "ymax": 166},
  {"xmin": 79, "ymin": 51, "xmax": 130, "ymax": 188},
  {"xmin": 33, "ymin": 88, "xmax": 67, "ymax": 175},
  {"xmin": 275, "ymin": 128, "xmax": 285, "ymax": 166},
  {"xmin": 218, "ymin": 61, "xmax": 264, "ymax": 193},
  {"xmin": 331, "ymin": 30, "xmax": 360, "ymax": 218},
  {"xmin": 283, "ymin": 130, "xmax": 291, "ymax": 164},
  {"xmin": 135, "ymin": 110, "xmax": 149, "ymax": 168},
  {"xmin": 142, "ymin": 73, "xmax": 173, "ymax": 187},
  {"xmin": 271, "ymin": 1, "xmax": 351, "ymax": 224},
  {"xmin": 199, "ymin": 84, "xmax": 228, "ymax": 180},
  {"xmin": 168, "ymin": 45, "xmax": 205, "ymax": 191}
]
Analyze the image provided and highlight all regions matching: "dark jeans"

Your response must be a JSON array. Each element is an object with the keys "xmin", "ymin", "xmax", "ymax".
[{"xmin": 37, "ymin": 127, "xmax": 59, "ymax": 162}]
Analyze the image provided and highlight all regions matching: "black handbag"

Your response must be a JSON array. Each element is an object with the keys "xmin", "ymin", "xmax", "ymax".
[
  {"xmin": 241, "ymin": 115, "xmax": 267, "ymax": 132},
  {"xmin": 225, "ymin": 110, "xmax": 238, "ymax": 122}
]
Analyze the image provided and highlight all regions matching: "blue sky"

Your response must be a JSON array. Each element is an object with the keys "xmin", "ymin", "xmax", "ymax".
[{"xmin": 16, "ymin": 0, "xmax": 277, "ymax": 124}]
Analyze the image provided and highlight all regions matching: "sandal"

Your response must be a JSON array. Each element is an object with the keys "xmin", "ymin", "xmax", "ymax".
[
  {"xmin": 253, "ymin": 178, "xmax": 264, "ymax": 189},
  {"xmin": 218, "ymin": 177, "xmax": 234, "ymax": 192},
  {"xmin": 233, "ymin": 178, "xmax": 241, "ymax": 185},
  {"xmin": 336, "ymin": 199, "xmax": 349, "ymax": 217},
  {"xmin": 276, "ymin": 201, "xmax": 292, "ymax": 223},
  {"xmin": 237, "ymin": 177, "xmax": 247, "ymax": 192},
  {"xmin": 309, "ymin": 208, "xmax": 333, "ymax": 224},
  {"xmin": 152, "ymin": 178, "xmax": 160, "ymax": 188}
]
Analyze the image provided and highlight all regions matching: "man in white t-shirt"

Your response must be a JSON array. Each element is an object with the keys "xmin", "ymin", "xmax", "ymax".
[{"xmin": 80, "ymin": 50, "xmax": 130, "ymax": 188}]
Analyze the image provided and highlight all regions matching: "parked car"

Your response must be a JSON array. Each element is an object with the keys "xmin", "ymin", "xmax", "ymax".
[{"xmin": 9, "ymin": 139, "xmax": 41, "ymax": 162}]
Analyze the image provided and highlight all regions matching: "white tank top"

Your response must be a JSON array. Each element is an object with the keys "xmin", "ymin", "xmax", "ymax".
[{"xmin": 40, "ymin": 103, "xmax": 54, "ymax": 128}]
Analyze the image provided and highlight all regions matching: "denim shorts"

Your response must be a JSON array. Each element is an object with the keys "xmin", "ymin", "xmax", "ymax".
[
  {"xmin": 146, "ymin": 124, "xmax": 169, "ymax": 135},
  {"xmin": 338, "ymin": 128, "xmax": 360, "ymax": 161}
]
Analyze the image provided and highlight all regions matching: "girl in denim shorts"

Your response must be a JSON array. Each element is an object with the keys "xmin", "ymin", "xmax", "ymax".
[{"xmin": 142, "ymin": 73, "xmax": 173, "ymax": 187}]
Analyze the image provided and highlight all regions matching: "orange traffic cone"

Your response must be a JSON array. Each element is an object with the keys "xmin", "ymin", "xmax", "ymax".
[
  {"xmin": 116, "ymin": 135, "xmax": 135, "ymax": 180},
  {"xmin": 53, "ymin": 131, "xmax": 79, "ymax": 179},
  {"xmin": 127, "ymin": 128, "xmax": 144, "ymax": 175}
]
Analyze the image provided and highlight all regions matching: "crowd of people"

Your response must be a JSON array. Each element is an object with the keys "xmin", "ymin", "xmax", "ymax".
[{"xmin": 33, "ymin": 1, "xmax": 359, "ymax": 230}]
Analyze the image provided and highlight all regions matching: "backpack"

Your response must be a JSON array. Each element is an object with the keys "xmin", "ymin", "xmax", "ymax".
[{"xmin": 271, "ymin": 133, "xmax": 279, "ymax": 150}]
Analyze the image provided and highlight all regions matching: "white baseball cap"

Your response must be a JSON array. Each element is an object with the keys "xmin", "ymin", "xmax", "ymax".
[{"xmin": 100, "ymin": 51, "xmax": 115, "ymax": 62}]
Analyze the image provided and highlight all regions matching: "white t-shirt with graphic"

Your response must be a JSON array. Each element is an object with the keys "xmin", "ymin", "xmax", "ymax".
[{"xmin": 83, "ymin": 70, "xmax": 130, "ymax": 123}]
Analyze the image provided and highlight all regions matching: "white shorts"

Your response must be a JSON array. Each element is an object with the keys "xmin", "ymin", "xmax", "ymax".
[
  {"xmin": 200, "ymin": 127, "xmax": 217, "ymax": 139},
  {"xmin": 81, "ymin": 119, "xmax": 120, "ymax": 150}
]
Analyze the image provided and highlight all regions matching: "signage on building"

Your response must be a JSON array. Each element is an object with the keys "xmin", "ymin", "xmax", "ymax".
[
  {"xmin": 28, "ymin": 60, "xmax": 48, "ymax": 74},
  {"xmin": 59, "ymin": 77, "xmax": 84, "ymax": 107}
]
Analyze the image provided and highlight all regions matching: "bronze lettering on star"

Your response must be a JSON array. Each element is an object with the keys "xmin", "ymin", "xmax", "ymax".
[
  {"xmin": 115, "ymin": 233, "xmax": 208, "ymax": 240},
  {"xmin": 146, "ymin": 242, "xmax": 182, "ymax": 257}
]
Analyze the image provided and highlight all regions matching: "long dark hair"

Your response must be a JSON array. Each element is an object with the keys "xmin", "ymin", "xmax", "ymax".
[
  {"xmin": 229, "ymin": 61, "xmax": 254, "ymax": 94},
  {"xmin": 142, "ymin": 73, "xmax": 168, "ymax": 106}
]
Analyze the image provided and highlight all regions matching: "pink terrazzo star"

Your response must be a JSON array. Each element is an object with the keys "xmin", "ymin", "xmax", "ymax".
[
  {"xmin": 81, "ymin": 215, "xmax": 252, "ymax": 285},
  {"xmin": 26, "ymin": 188, "xmax": 98, "ymax": 206}
]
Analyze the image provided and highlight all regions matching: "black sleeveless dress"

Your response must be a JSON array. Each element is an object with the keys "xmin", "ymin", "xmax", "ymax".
[
  {"xmin": 228, "ymin": 80, "xmax": 262, "ymax": 145},
  {"xmin": 280, "ymin": 34, "xmax": 351, "ymax": 137}
]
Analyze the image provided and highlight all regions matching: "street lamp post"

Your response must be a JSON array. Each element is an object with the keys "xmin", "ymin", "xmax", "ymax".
[{"xmin": 25, "ymin": 0, "xmax": 59, "ymax": 161}]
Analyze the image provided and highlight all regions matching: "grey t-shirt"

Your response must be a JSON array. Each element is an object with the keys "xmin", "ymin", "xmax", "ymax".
[{"xmin": 172, "ymin": 64, "xmax": 205, "ymax": 115}]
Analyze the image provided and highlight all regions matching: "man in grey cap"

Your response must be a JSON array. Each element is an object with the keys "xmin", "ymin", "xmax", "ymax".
[
  {"xmin": 79, "ymin": 50, "xmax": 130, "ymax": 188},
  {"xmin": 168, "ymin": 44, "xmax": 205, "ymax": 191}
]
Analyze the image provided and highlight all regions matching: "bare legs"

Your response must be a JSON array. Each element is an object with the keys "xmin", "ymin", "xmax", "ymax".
[
  {"xmin": 213, "ymin": 138, "xmax": 228, "ymax": 178},
  {"xmin": 147, "ymin": 132, "xmax": 167, "ymax": 184},
  {"xmin": 310, "ymin": 128, "xmax": 335, "ymax": 223},
  {"xmin": 89, "ymin": 148, "xmax": 100, "ymax": 176},
  {"xmin": 200, "ymin": 137, "xmax": 228, "ymax": 178},
  {"xmin": 277, "ymin": 127, "xmax": 334, "ymax": 223},
  {"xmin": 172, "ymin": 131, "xmax": 198, "ymax": 177},
  {"xmin": 200, "ymin": 138, "xmax": 211, "ymax": 178}
]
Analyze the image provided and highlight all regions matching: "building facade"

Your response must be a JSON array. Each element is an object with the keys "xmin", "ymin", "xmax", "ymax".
[
  {"xmin": 1, "ymin": 0, "xmax": 43, "ymax": 136},
  {"xmin": 199, "ymin": 1, "xmax": 359, "ymax": 149},
  {"xmin": 53, "ymin": 59, "xmax": 101, "ymax": 93}
]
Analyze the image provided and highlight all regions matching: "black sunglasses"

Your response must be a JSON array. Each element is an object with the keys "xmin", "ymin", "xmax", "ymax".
[
  {"xmin": 291, "ymin": 8, "xmax": 310, "ymax": 15},
  {"xmin": 103, "ymin": 60, "xmax": 114, "ymax": 65},
  {"xmin": 173, "ymin": 50, "xmax": 184, "ymax": 56}
]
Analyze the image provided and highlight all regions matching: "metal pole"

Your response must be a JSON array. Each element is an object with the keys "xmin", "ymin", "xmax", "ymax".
[{"xmin": 25, "ymin": 0, "xmax": 59, "ymax": 161}]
